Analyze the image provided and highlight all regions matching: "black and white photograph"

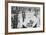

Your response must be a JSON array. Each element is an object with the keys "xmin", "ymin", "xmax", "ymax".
[
  {"xmin": 8, "ymin": 2, "xmax": 44, "ymax": 33},
  {"xmin": 11, "ymin": 6, "xmax": 40, "ymax": 29}
]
